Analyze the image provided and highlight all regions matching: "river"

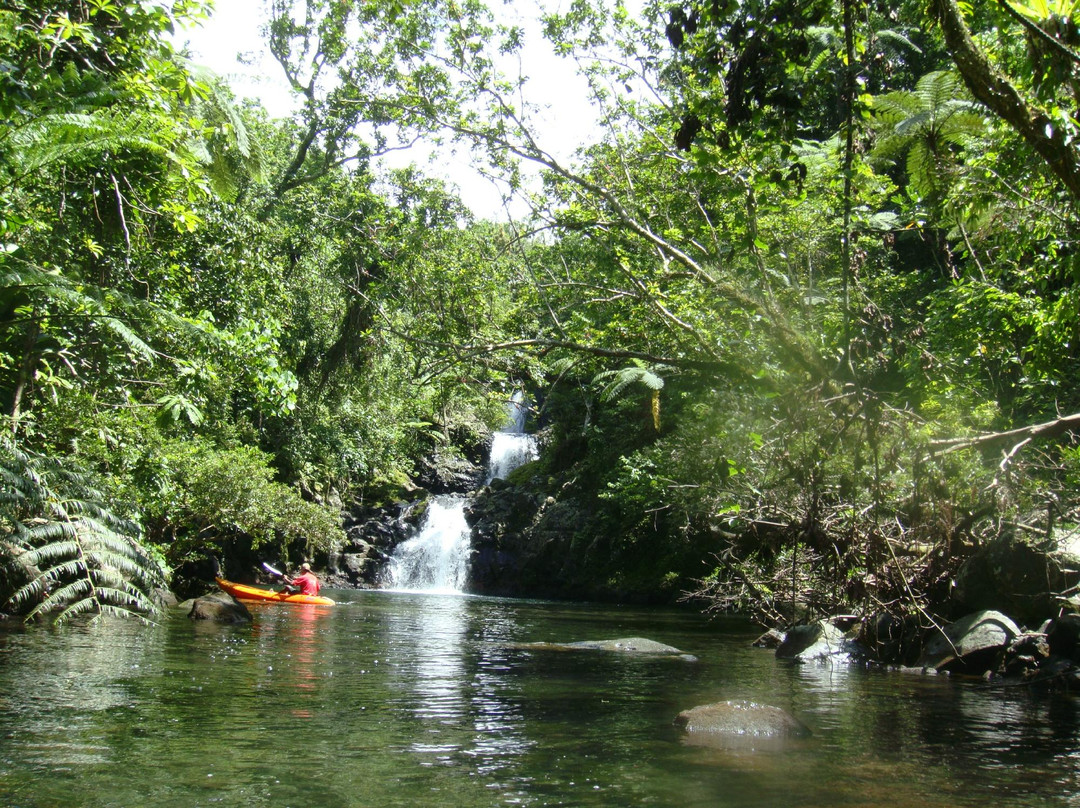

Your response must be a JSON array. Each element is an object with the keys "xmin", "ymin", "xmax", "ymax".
[{"xmin": 1, "ymin": 591, "xmax": 1079, "ymax": 807}]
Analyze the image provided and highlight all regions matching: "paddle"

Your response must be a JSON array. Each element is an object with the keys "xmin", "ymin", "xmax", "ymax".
[{"xmin": 262, "ymin": 562, "xmax": 285, "ymax": 578}]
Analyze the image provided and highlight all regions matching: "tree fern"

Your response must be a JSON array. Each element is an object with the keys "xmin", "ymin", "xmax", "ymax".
[
  {"xmin": 592, "ymin": 362, "xmax": 666, "ymax": 431},
  {"xmin": 1, "ymin": 260, "xmax": 156, "ymax": 363},
  {"xmin": 0, "ymin": 435, "xmax": 165, "ymax": 625},
  {"xmin": 183, "ymin": 67, "xmax": 266, "ymax": 201},
  {"xmin": 872, "ymin": 71, "xmax": 989, "ymax": 201}
]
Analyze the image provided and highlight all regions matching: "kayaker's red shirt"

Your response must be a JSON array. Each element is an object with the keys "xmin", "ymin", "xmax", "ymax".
[{"xmin": 293, "ymin": 571, "xmax": 320, "ymax": 596}]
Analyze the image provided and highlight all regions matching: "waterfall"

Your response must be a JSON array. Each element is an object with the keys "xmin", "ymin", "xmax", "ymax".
[
  {"xmin": 382, "ymin": 496, "xmax": 472, "ymax": 594},
  {"xmin": 487, "ymin": 390, "xmax": 538, "ymax": 484},
  {"xmin": 384, "ymin": 392, "xmax": 537, "ymax": 593}
]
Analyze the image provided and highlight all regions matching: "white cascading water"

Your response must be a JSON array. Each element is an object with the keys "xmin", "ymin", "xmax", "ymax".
[
  {"xmin": 385, "ymin": 392, "xmax": 538, "ymax": 593},
  {"xmin": 486, "ymin": 391, "xmax": 539, "ymax": 483},
  {"xmin": 382, "ymin": 496, "xmax": 472, "ymax": 594}
]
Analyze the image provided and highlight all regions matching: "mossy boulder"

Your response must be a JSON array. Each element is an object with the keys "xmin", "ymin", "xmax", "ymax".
[{"xmin": 182, "ymin": 592, "xmax": 251, "ymax": 623}]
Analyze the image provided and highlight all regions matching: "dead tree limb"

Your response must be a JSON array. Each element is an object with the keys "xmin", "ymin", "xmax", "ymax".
[{"xmin": 930, "ymin": 411, "xmax": 1080, "ymax": 456}]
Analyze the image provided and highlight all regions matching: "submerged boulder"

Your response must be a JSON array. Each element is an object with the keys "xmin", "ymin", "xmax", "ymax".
[
  {"xmin": 675, "ymin": 700, "xmax": 811, "ymax": 744},
  {"xmin": 184, "ymin": 591, "xmax": 252, "ymax": 624},
  {"xmin": 916, "ymin": 610, "xmax": 1020, "ymax": 672},
  {"xmin": 513, "ymin": 636, "xmax": 697, "ymax": 661}
]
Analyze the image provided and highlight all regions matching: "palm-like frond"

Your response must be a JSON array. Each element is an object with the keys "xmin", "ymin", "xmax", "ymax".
[
  {"xmin": 183, "ymin": 67, "xmax": 266, "ymax": 200},
  {"xmin": 3, "ymin": 108, "xmax": 188, "ymax": 189},
  {"xmin": 1, "ymin": 261, "xmax": 156, "ymax": 363},
  {"xmin": 592, "ymin": 361, "xmax": 665, "ymax": 403},
  {"xmin": 0, "ymin": 435, "xmax": 165, "ymax": 625}
]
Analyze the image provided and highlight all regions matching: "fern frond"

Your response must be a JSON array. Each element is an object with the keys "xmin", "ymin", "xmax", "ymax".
[
  {"xmin": 875, "ymin": 29, "xmax": 923, "ymax": 57},
  {"xmin": 18, "ymin": 539, "xmax": 84, "ymax": 566},
  {"xmin": 549, "ymin": 356, "xmax": 581, "ymax": 376},
  {"xmin": 84, "ymin": 602, "xmax": 158, "ymax": 626},
  {"xmin": 0, "ymin": 435, "xmax": 165, "ymax": 624},
  {"xmin": 17, "ymin": 522, "xmax": 81, "ymax": 547},
  {"xmin": 0, "ymin": 262, "xmax": 156, "ymax": 364},
  {"xmin": 49, "ymin": 595, "xmax": 103, "ymax": 624},
  {"xmin": 90, "ymin": 585, "xmax": 156, "ymax": 611},
  {"xmin": 7, "ymin": 109, "xmax": 185, "ymax": 186},
  {"xmin": 21, "ymin": 578, "xmax": 92, "ymax": 615},
  {"xmin": 593, "ymin": 365, "xmax": 665, "ymax": 402}
]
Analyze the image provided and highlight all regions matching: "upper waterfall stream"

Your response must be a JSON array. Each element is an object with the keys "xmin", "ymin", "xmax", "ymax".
[{"xmin": 384, "ymin": 397, "xmax": 537, "ymax": 593}]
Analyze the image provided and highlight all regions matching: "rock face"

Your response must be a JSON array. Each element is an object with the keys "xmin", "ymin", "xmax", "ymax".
[
  {"xmin": 466, "ymin": 477, "xmax": 560, "ymax": 596},
  {"xmin": 916, "ymin": 610, "xmax": 1021, "ymax": 672},
  {"xmin": 953, "ymin": 535, "xmax": 1080, "ymax": 626},
  {"xmin": 1047, "ymin": 613, "xmax": 1080, "ymax": 662},
  {"xmin": 414, "ymin": 448, "xmax": 485, "ymax": 494},
  {"xmin": 465, "ymin": 476, "xmax": 716, "ymax": 603},
  {"xmin": 330, "ymin": 501, "xmax": 415, "ymax": 587},
  {"xmin": 775, "ymin": 620, "xmax": 852, "ymax": 662},
  {"xmin": 185, "ymin": 592, "xmax": 251, "ymax": 623},
  {"xmin": 857, "ymin": 612, "xmax": 922, "ymax": 665},
  {"xmin": 675, "ymin": 701, "xmax": 811, "ymax": 739}
]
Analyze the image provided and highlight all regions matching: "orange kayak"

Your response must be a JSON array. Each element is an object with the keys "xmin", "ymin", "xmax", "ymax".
[{"xmin": 216, "ymin": 577, "xmax": 335, "ymax": 606}]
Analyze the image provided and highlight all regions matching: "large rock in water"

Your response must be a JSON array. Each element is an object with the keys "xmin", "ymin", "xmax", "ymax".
[
  {"xmin": 185, "ymin": 592, "xmax": 252, "ymax": 623},
  {"xmin": 1047, "ymin": 613, "xmax": 1080, "ymax": 662},
  {"xmin": 512, "ymin": 636, "xmax": 697, "ymax": 661},
  {"xmin": 916, "ymin": 610, "xmax": 1020, "ymax": 672},
  {"xmin": 775, "ymin": 621, "xmax": 851, "ymax": 662},
  {"xmin": 675, "ymin": 701, "xmax": 811, "ymax": 746}
]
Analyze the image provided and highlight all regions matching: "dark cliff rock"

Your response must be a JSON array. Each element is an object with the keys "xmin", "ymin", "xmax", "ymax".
[
  {"xmin": 952, "ymin": 535, "xmax": 1080, "ymax": 626},
  {"xmin": 414, "ymin": 447, "xmax": 486, "ymax": 495},
  {"xmin": 330, "ymin": 500, "xmax": 422, "ymax": 587},
  {"xmin": 465, "ymin": 478, "xmax": 601, "ymax": 599}
]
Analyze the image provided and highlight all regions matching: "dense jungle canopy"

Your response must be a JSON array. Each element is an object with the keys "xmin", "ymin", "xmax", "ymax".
[{"xmin": 3, "ymin": 0, "xmax": 1080, "ymax": 625}]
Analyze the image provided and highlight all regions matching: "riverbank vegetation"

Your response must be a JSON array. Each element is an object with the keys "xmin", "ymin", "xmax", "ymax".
[{"xmin": 3, "ymin": 0, "xmax": 1080, "ymax": 626}]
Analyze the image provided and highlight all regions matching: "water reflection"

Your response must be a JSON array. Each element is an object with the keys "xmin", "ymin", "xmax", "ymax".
[
  {"xmin": 381, "ymin": 593, "xmax": 534, "ymax": 792},
  {"xmin": 4, "ymin": 599, "xmax": 1080, "ymax": 807},
  {"xmin": 406, "ymin": 594, "xmax": 468, "ymax": 726},
  {"xmin": 0, "ymin": 620, "xmax": 160, "ymax": 772}
]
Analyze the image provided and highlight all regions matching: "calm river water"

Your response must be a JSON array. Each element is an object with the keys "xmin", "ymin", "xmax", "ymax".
[{"xmin": 1, "ymin": 590, "xmax": 1079, "ymax": 807}]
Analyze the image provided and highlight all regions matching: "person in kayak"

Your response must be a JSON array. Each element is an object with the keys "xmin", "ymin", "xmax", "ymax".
[{"xmin": 281, "ymin": 563, "xmax": 320, "ymax": 596}]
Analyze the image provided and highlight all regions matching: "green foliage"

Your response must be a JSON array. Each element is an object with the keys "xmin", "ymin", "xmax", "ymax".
[
  {"xmin": 129, "ymin": 435, "xmax": 343, "ymax": 565},
  {"xmin": 592, "ymin": 361, "xmax": 664, "ymax": 403},
  {"xmin": 0, "ymin": 433, "xmax": 165, "ymax": 623},
  {"xmin": 4, "ymin": 0, "xmax": 1080, "ymax": 627}
]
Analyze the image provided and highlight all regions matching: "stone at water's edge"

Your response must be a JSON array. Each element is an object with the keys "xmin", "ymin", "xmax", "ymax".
[
  {"xmin": 752, "ymin": 628, "xmax": 786, "ymax": 649},
  {"xmin": 916, "ymin": 610, "xmax": 1021, "ymax": 672},
  {"xmin": 775, "ymin": 620, "xmax": 851, "ymax": 662},
  {"xmin": 512, "ymin": 636, "xmax": 698, "ymax": 661},
  {"xmin": 1047, "ymin": 613, "xmax": 1080, "ymax": 661},
  {"xmin": 675, "ymin": 700, "xmax": 811, "ymax": 739},
  {"xmin": 182, "ymin": 591, "xmax": 252, "ymax": 623}
]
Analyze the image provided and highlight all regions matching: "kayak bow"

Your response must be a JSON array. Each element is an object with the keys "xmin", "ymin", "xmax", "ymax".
[{"xmin": 215, "ymin": 577, "xmax": 335, "ymax": 606}]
